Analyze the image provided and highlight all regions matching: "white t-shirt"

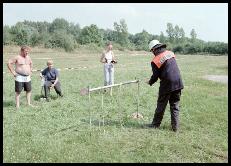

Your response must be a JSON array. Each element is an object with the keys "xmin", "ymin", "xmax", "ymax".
[{"xmin": 104, "ymin": 51, "xmax": 113, "ymax": 64}]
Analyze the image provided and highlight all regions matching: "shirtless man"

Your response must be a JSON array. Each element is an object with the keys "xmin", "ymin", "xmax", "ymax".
[{"xmin": 7, "ymin": 46, "xmax": 33, "ymax": 109}]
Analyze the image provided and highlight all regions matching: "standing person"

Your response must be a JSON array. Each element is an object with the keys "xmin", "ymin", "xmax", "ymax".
[
  {"xmin": 100, "ymin": 42, "xmax": 117, "ymax": 86},
  {"xmin": 7, "ymin": 45, "xmax": 34, "ymax": 109},
  {"xmin": 146, "ymin": 40, "xmax": 184, "ymax": 132},
  {"xmin": 40, "ymin": 60, "xmax": 63, "ymax": 101}
]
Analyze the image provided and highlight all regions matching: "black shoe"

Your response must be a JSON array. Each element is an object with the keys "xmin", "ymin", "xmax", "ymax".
[
  {"xmin": 146, "ymin": 124, "xmax": 159, "ymax": 129},
  {"xmin": 46, "ymin": 98, "xmax": 50, "ymax": 102},
  {"xmin": 172, "ymin": 128, "xmax": 178, "ymax": 132}
]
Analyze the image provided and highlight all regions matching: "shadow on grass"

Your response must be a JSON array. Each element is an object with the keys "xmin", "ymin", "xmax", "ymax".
[
  {"xmin": 45, "ymin": 125, "xmax": 79, "ymax": 136},
  {"xmin": 34, "ymin": 94, "xmax": 43, "ymax": 101},
  {"xmin": 80, "ymin": 118, "xmax": 146, "ymax": 129},
  {"xmin": 33, "ymin": 94, "xmax": 59, "ymax": 101},
  {"xmin": 80, "ymin": 118, "xmax": 177, "ymax": 132},
  {"xmin": 45, "ymin": 119, "xmax": 174, "ymax": 136},
  {"xmin": 3, "ymin": 100, "xmax": 15, "ymax": 108}
]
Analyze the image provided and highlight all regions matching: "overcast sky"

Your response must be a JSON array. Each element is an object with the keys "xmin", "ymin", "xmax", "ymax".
[{"xmin": 3, "ymin": 3, "xmax": 228, "ymax": 43}]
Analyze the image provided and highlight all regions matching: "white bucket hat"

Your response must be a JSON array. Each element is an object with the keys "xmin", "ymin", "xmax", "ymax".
[{"xmin": 148, "ymin": 40, "xmax": 166, "ymax": 51}]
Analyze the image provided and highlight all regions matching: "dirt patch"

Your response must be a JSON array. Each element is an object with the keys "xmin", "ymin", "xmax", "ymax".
[{"xmin": 204, "ymin": 75, "xmax": 228, "ymax": 84}]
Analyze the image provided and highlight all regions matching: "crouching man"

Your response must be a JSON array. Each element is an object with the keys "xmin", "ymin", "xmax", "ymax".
[{"xmin": 40, "ymin": 60, "xmax": 63, "ymax": 101}]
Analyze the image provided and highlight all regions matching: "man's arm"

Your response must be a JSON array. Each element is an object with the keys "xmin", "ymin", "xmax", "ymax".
[
  {"xmin": 52, "ymin": 77, "xmax": 59, "ymax": 87},
  {"xmin": 112, "ymin": 51, "xmax": 115, "ymax": 61},
  {"xmin": 7, "ymin": 57, "xmax": 17, "ymax": 77},
  {"xmin": 29, "ymin": 57, "xmax": 33, "ymax": 75},
  {"xmin": 148, "ymin": 62, "xmax": 159, "ymax": 86},
  {"xmin": 51, "ymin": 69, "xmax": 59, "ymax": 88},
  {"xmin": 111, "ymin": 51, "xmax": 117, "ymax": 63},
  {"xmin": 39, "ymin": 72, "xmax": 43, "ymax": 78},
  {"xmin": 40, "ymin": 68, "xmax": 46, "ymax": 78}
]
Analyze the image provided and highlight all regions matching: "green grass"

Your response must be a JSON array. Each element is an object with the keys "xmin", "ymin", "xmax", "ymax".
[{"xmin": 3, "ymin": 46, "xmax": 228, "ymax": 163}]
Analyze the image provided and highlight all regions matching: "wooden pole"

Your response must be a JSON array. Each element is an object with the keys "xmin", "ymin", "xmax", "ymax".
[
  {"xmin": 137, "ymin": 79, "xmax": 140, "ymax": 118},
  {"xmin": 89, "ymin": 80, "xmax": 139, "ymax": 92},
  {"xmin": 88, "ymin": 86, "xmax": 91, "ymax": 130}
]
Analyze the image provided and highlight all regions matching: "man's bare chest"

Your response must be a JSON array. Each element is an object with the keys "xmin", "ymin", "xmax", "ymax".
[{"xmin": 17, "ymin": 57, "xmax": 31, "ymax": 65}]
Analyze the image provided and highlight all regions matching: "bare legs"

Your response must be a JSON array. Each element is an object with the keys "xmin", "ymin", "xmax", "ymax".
[
  {"xmin": 15, "ymin": 92, "xmax": 20, "ymax": 109},
  {"xmin": 15, "ymin": 91, "xmax": 32, "ymax": 109},
  {"xmin": 26, "ymin": 91, "xmax": 31, "ymax": 106}
]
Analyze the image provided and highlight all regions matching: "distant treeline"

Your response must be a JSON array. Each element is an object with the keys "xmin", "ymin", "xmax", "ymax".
[{"xmin": 3, "ymin": 18, "xmax": 228, "ymax": 55}]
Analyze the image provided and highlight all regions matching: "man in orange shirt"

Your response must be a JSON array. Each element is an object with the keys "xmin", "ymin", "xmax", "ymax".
[{"xmin": 146, "ymin": 40, "xmax": 184, "ymax": 132}]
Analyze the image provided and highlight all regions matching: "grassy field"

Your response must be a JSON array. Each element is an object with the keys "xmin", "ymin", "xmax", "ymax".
[{"xmin": 3, "ymin": 46, "xmax": 228, "ymax": 163}]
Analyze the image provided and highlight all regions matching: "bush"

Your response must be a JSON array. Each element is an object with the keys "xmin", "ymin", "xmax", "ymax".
[
  {"xmin": 3, "ymin": 26, "xmax": 13, "ymax": 45},
  {"xmin": 78, "ymin": 24, "xmax": 103, "ymax": 46},
  {"xmin": 203, "ymin": 42, "xmax": 228, "ymax": 55},
  {"xmin": 30, "ymin": 31, "xmax": 42, "ymax": 47},
  {"xmin": 109, "ymin": 42, "xmax": 124, "ymax": 51},
  {"xmin": 81, "ymin": 43, "xmax": 103, "ymax": 52},
  {"xmin": 173, "ymin": 45, "xmax": 183, "ymax": 53},
  {"xmin": 45, "ymin": 30, "xmax": 75, "ymax": 52}
]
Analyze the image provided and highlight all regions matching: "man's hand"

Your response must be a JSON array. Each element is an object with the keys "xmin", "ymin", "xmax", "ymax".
[
  {"xmin": 13, "ymin": 71, "xmax": 17, "ymax": 77},
  {"xmin": 50, "ymin": 84, "xmax": 55, "ymax": 89},
  {"xmin": 111, "ymin": 60, "xmax": 117, "ymax": 64},
  {"xmin": 145, "ymin": 79, "xmax": 150, "ymax": 85}
]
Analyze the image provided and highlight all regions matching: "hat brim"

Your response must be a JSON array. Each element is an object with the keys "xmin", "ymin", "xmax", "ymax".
[
  {"xmin": 154, "ymin": 43, "xmax": 166, "ymax": 49},
  {"xmin": 150, "ymin": 44, "xmax": 167, "ymax": 51}
]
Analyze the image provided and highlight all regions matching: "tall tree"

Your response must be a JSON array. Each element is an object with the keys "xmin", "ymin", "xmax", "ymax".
[
  {"xmin": 132, "ymin": 30, "xmax": 152, "ymax": 50},
  {"xmin": 113, "ymin": 19, "xmax": 130, "ymax": 47},
  {"xmin": 179, "ymin": 27, "xmax": 185, "ymax": 43},
  {"xmin": 159, "ymin": 31, "xmax": 166, "ymax": 43},
  {"xmin": 78, "ymin": 24, "xmax": 103, "ymax": 45},
  {"xmin": 68, "ymin": 22, "xmax": 81, "ymax": 42},
  {"xmin": 49, "ymin": 18, "xmax": 69, "ymax": 33},
  {"xmin": 174, "ymin": 25, "xmax": 180, "ymax": 43},
  {"xmin": 190, "ymin": 28, "xmax": 197, "ymax": 42},
  {"xmin": 10, "ymin": 22, "xmax": 38, "ymax": 46},
  {"xmin": 3, "ymin": 25, "xmax": 12, "ymax": 45},
  {"xmin": 100, "ymin": 28, "xmax": 118, "ymax": 43},
  {"xmin": 166, "ymin": 23, "xmax": 175, "ymax": 43}
]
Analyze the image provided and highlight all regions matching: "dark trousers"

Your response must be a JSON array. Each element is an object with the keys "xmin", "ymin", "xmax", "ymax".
[
  {"xmin": 44, "ymin": 81, "xmax": 62, "ymax": 98},
  {"xmin": 152, "ymin": 89, "xmax": 181, "ymax": 131}
]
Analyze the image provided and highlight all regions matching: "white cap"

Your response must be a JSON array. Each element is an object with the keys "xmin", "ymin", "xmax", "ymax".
[{"xmin": 148, "ymin": 40, "xmax": 166, "ymax": 51}]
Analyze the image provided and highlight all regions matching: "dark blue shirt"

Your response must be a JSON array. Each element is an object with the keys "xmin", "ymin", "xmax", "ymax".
[
  {"xmin": 41, "ymin": 67, "xmax": 59, "ymax": 81},
  {"xmin": 149, "ymin": 49, "xmax": 184, "ymax": 96}
]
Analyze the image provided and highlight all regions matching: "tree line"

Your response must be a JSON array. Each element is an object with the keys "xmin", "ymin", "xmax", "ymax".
[{"xmin": 3, "ymin": 18, "xmax": 228, "ymax": 55}]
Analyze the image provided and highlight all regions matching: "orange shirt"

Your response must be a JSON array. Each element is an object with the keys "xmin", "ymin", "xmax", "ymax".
[{"xmin": 152, "ymin": 50, "xmax": 175, "ymax": 68}]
